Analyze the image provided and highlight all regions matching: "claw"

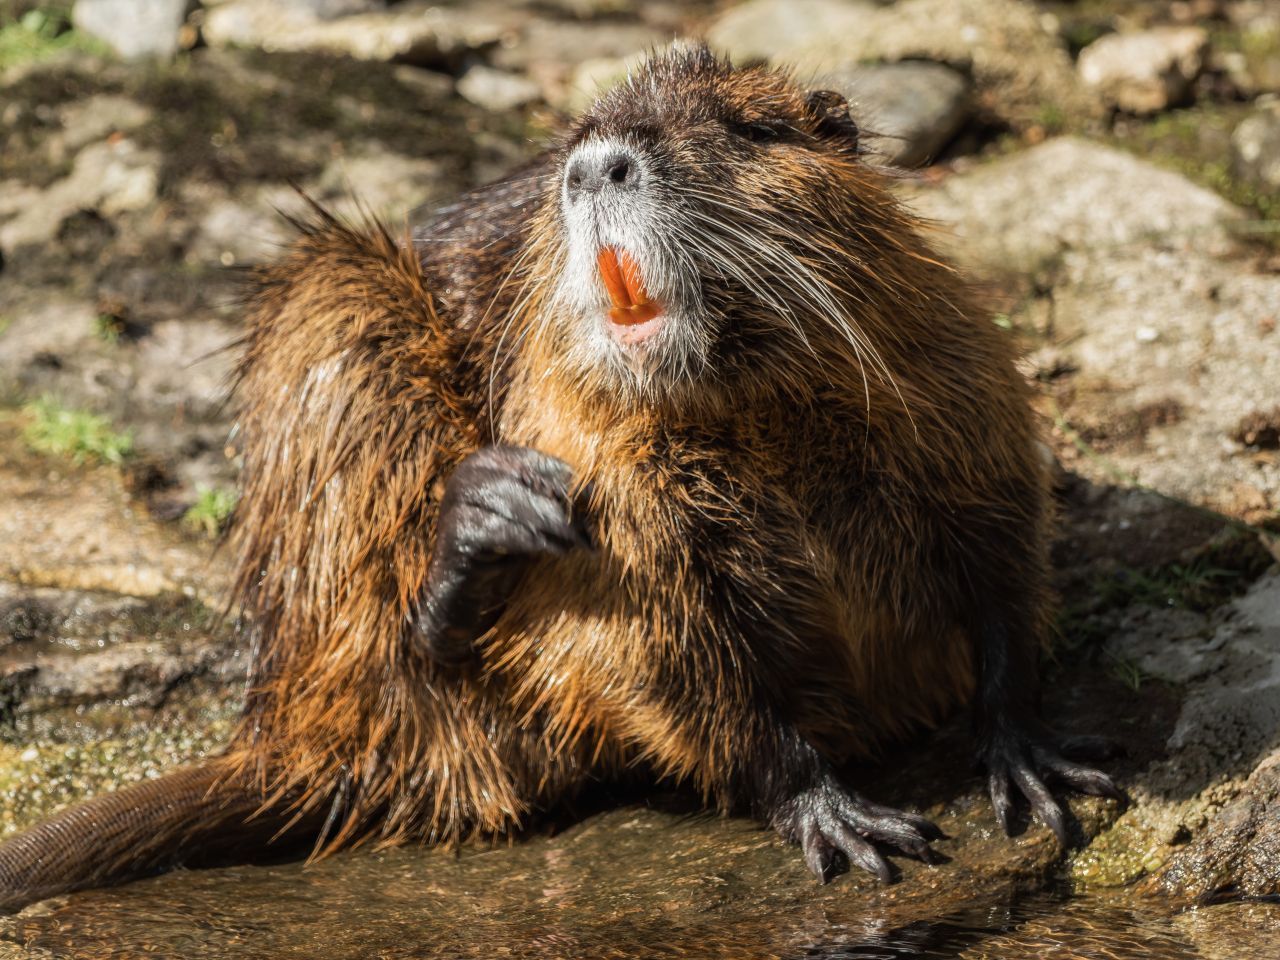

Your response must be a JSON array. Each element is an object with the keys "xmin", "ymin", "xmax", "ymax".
[
  {"xmin": 774, "ymin": 774, "xmax": 943, "ymax": 884},
  {"xmin": 1033, "ymin": 749, "xmax": 1128, "ymax": 804},
  {"xmin": 982, "ymin": 726, "xmax": 1121, "ymax": 847},
  {"xmin": 800, "ymin": 817, "xmax": 833, "ymax": 882},
  {"xmin": 988, "ymin": 769, "xmax": 1014, "ymax": 835},
  {"xmin": 1011, "ymin": 763, "xmax": 1068, "ymax": 846}
]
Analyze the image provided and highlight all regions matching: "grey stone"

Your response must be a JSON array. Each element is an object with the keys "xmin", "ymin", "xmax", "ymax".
[
  {"xmin": 822, "ymin": 61, "xmax": 970, "ymax": 167},
  {"xmin": 905, "ymin": 137, "xmax": 1242, "ymax": 276},
  {"xmin": 71, "ymin": 0, "xmax": 189, "ymax": 60},
  {"xmin": 535, "ymin": 0, "xmax": 639, "ymax": 17},
  {"xmin": 782, "ymin": 0, "xmax": 1096, "ymax": 128},
  {"xmin": 1048, "ymin": 244, "xmax": 1280, "ymax": 517},
  {"xmin": 0, "ymin": 296, "xmax": 98, "ymax": 393},
  {"xmin": 204, "ymin": 0, "xmax": 504, "ymax": 68},
  {"xmin": 1079, "ymin": 574, "xmax": 1280, "ymax": 889},
  {"xmin": 1231, "ymin": 99, "xmax": 1280, "ymax": 193},
  {"xmin": 55, "ymin": 95, "xmax": 153, "ymax": 154},
  {"xmin": 456, "ymin": 65, "xmax": 542, "ymax": 113},
  {"xmin": 491, "ymin": 18, "xmax": 662, "ymax": 72},
  {"xmin": 310, "ymin": 149, "xmax": 448, "ymax": 220},
  {"xmin": 1077, "ymin": 27, "xmax": 1209, "ymax": 114},
  {"xmin": 392, "ymin": 65, "xmax": 455, "ymax": 100},
  {"xmin": 706, "ymin": 0, "xmax": 877, "ymax": 66},
  {"xmin": 188, "ymin": 196, "xmax": 291, "ymax": 268},
  {"xmin": 0, "ymin": 138, "xmax": 160, "ymax": 251},
  {"xmin": 246, "ymin": 0, "xmax": 383, "ymax": 14}
]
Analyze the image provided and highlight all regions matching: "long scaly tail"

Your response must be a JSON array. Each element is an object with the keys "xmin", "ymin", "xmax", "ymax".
[{"xmin": 0, "ymin": 753, "xmax": 313, "ymax": 913}]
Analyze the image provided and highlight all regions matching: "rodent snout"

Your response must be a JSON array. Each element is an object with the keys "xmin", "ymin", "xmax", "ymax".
[{"xmin": 564, "ymin": 142, "xmax": 643, "ymax": 198}]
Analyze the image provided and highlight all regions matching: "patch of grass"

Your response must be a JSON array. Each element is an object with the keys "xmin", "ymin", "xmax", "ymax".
[
  {"xmin": 94, "ymin": 312, "xmax": 124, "ymax": 345},
  {"xmin": 21, "ymin": 396, "xmax": 132, "ymax": 465},
  {"xmin": 0, "ymin": 8, "xmax": 106, "ymax": 71},
  {"xmin": 1099, "ymin": 557, "xmax": 1243, "ymax": 613},
  {"xmin": 1031, "ymin": 102, "xmax": 1068, "ymax": 137},
  {"xmin": 1105, "ymin": 651, "xmax": 1146, "ymax": 692},
  {"xmin": 0, "ymin": 316, "xmax": 11, "ymax": 337},
  {"xmin": 182, "ymin": 487, "xmax": 237, "ymax": 538},
  {"xmin": 1058, "ymin": 532, "xmax": 1276, "ymax": 652}
]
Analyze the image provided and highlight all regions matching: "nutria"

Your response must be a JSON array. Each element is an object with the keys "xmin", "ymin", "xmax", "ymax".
[{"xmin": 0, "ymin": 43, "xmax": 1120, "ymax": 912}]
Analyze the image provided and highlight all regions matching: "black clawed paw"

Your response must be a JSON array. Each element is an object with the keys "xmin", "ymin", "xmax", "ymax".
[
  {"xmin": 772, "ymin": 774, "xmax": 945, "ymax": 884},
  {"xmin": 981, "ymin": 727, "xmax": 1126, "ymax": 846},
  {"xmin": 416, "ymin": 445, "xmax": 592, "ymax": 663}
]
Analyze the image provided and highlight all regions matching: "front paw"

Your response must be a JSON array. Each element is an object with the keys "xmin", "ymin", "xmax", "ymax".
[
  {"xmin": 436, "ymin": 445, "xmax": 590, "ymax": 563},
  {"xmin": 415, "ymin": 445, "xmax": 591, "ymax": 662},
  {"xmin": 771, "ymin": 772, "xmax": 944, "ymax": 884},
  {"xmin": 981, "ymin": 725, "xmax": 1125, "ymax": 846}
]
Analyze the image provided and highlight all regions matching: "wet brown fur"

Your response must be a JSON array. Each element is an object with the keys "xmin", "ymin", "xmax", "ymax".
[{"xmin": 0, "ymin": 45, "xmax": 1052, "ymax": 905}]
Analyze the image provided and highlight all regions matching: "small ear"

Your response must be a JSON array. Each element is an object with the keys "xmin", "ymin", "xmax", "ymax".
[{"xmin": 805, "ymin": 89, "xmax": 859, "ymax": 148}]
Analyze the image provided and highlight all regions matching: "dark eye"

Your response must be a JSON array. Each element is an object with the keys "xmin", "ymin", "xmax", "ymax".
[{"xmin": 728, "ymin": 120, "xmax": 782, "ymax": 144}]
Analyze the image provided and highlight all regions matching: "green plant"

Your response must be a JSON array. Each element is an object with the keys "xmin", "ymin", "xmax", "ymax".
[
  {"xmin": 182, "ymin": 487, "xmax": 237, "ymax": 538},
  {"xmin": 0, "ymin": 8, "xmax": 105, "ymax": 70},
  {"xmin": 94, "ymin": 313, "xmax": 124, "ymax": 345},
  {"xmin": 1105, "ymin": 651, "xmax": 1146, "ymax": 692},
  {"xmin": 21, "ymin": 396, "xmax": 133, "ymax": 465}
]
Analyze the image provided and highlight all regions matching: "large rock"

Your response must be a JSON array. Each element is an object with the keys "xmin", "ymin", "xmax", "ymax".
[
  {"xmin": 456, "ymin": 65, "xmax": 542, "ymax": 113},
  {"xmin": 72, "ymin": 0, "xmax": 188, "ymax": 60},
  {"xmin": 1075, "ymin": 573, "xmax": 1280, "ymax": 895},
  {"xmin": 203, "ymin": 0, "xmax": 507, "ymax": 69},
  {"xmin": 557, "ymin": 54, "xmax": 639, "ymax": 112},
  {"xmin": 731, "ymin": 0, "xmax": 1097, "ymax": 128},
  {"xmin": 905, "ymin": 137, "xmax": 1242, "ymax": 276},
  {"xmin": 309, "ymin": 148, "xmax": 448, "ymax": 219},
  {"xmin": 822, "ymin": 61, "xmax": 970, "ymax": 167},
  {"xmin": 1231, "ymin": 100, "xmax": 1280, "ymax": 193},
  {"xmin": 491, "ymin": 17, "xmax": 662, "ymax": 73},
  {"xmin": 1077, "ymin": 27, "xmax": 1209, "ymax": 114},
  {"xmin": 705, "ymin": 0, "xmax": 877, "ymax": 66}
]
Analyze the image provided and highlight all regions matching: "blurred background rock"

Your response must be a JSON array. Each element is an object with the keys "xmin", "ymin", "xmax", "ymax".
[{"xmin": 1, "ymin": 1, "xmax": 1279, "ymax": 955}]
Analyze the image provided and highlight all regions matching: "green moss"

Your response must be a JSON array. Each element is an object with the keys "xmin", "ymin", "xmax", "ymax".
[
  {"xmin": 0, "ymin": 316, "xmax": 11, "ymax": 337},
  {"xmin": 1031, "ymin": 102, "xmax": 1069, "ymax": 137},
  {"xmin": 182, "ymin": 486, "xmax": 238, "ymax": 538},
  {"xmin": 94, "ymin": 312, "xmax": 124, "ymax": 345},
  {"xmin": 21, "ymin": 396, "xmax": 133, "ymax": 465},
  {"xmin": 1071, "ymin": 816, "xmax": 1167, "ymax": 889},
  {"xmin": 1109, "ymin": 105, "xmax": 1280, "ymax": 224},
  {"xmin": 0, "ymin": 8, "xmax": 106, "ymax": 71}
]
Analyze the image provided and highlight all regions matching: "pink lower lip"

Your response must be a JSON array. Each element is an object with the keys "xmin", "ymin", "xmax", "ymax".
[{"xmin": 609, "ymin": 312, "xmax": 665, "ymax": 346}]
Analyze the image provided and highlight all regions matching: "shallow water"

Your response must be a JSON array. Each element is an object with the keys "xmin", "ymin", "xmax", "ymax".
[{"xmin": 1, "ymin": 804, "xmax": 1275, "ymax": 959}]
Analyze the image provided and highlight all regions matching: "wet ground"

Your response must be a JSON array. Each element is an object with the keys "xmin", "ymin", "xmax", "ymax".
[{"xmin": 1, "ymin": 824, "xmax": 1275, "ymax": 959}]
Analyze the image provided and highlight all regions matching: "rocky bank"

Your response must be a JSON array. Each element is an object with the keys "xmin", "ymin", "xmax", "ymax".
[{"xmin": 1, "ymin": 0, "xmax": 1279, "ymax": 956}]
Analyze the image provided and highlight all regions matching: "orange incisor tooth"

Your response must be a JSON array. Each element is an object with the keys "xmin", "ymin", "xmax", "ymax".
[
  {"xmin": 609, "ymin": 302, "xmax": 660, "ymax": 325},
  {"xmin": 597, "ymin": 247, "xmax": 659, "ymax": 325},
  {"xmin": 597, "ymin": 248, "xmax": 630, "ymax": 311}
]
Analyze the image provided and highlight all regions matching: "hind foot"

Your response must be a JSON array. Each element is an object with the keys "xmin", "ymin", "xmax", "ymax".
[
  {"xmin": 981, "ymin": 724, "xmax": 1126, "ymax": 846},
  {"xmin": 771, "ymin": 770, "xmax": 945, "ymax": 883}
]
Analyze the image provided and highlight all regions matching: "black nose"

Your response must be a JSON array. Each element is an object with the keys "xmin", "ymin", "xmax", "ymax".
[{"xmin": 565, "ymin": 148, "xmax": 641, "ymax": 195}]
